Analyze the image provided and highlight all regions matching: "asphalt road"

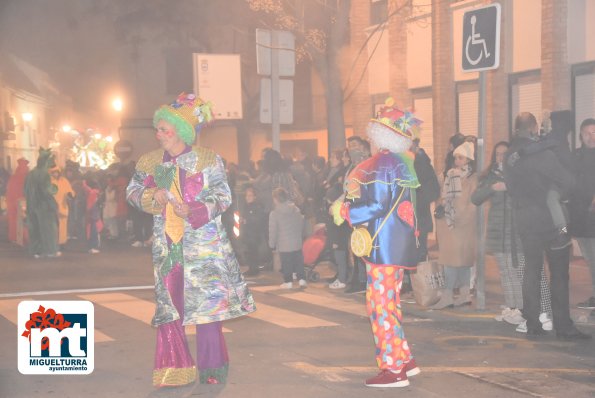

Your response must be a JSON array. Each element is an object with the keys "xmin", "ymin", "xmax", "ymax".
[{"xmin": 1, "ymin": 237, "xmax": 594, "ymax": 398}]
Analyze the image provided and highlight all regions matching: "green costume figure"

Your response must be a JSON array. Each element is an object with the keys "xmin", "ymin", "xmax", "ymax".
[{"xmin": 24, "ymin": 147, "xmax": 60, "ymax": 258}]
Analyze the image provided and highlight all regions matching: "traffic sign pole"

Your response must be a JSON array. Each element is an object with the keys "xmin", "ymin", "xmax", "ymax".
[
  {"xmin": 476, "ymin": 71, "xmax": 487, "ymax": 311},
  {"xmin": 271, "ymin": 30, "xmax": 280, "ymax": 151},
  {"xmin": 461, "ymin": 3, "xmax": 501, "ymax": 310}
]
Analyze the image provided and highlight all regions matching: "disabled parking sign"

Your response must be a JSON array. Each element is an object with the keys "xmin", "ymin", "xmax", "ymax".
[{"xmin": 462, "ymin": 3, "xmax": 501, "ymax": 72}]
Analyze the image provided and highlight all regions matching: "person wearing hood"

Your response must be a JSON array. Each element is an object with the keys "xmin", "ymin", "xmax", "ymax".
[
  {"xmin": 24, "ymin": 148, "xmax": 60, "ymax": 258},
  {"xmin": 269, "ymin": 187, "xmax": 307, "ymax": 288},
  {"xmin": 6, "ymin": 158, "xmax": 29, "ymax": 244}
]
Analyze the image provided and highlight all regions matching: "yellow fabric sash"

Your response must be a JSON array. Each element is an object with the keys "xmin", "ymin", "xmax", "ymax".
[{"xmin": 165, "ymin": 167, "xmax": 185, "ymax": 244}]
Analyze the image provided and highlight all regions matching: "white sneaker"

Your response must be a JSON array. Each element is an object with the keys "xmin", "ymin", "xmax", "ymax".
[
  {"xmin": 298, "ymin": 279, "xmax": 307, "ymax": 287},
  {"xmin": 516, "ymin": 320, "xmax": 527, "ymax": 333},
  {"xmin": 539, "ymin": 312, "xmax": 553, "ymax": 331},
  {"xmin": 280, "ymin": 282, "xmax": 293, "ymax": 289},
  {"xmin": 495, "ymin": 307, "xmax": 511, "ymax": 321},
  {"xmin": 131, "ymin": 241, "xmax": 143, "ymax": 248},
  {"xmin": 503, "ymin": 308, "xmax": 525, "ymax": 325},
  {"xmin": 89, "ymin": 248, "xmax": 100, "ymax": 254},
  {"xmin": 329, "ymin": 280, "xmax": 346, "ymax": 289}
]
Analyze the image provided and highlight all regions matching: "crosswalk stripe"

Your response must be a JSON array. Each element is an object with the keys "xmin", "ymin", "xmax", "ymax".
[
  {"xmin": 247, "ymin": 302, "xmax": 338, "ymax": 328},
  {"xmin": 279, "ymin": 291, "xmax": 367, "ymax": 317},
  {"xmin": 250, "ymin": 286, "xmax": 433, "ymax": 323},
  {"xmin": 78, "ymin": 293, "xmax": 232, "ymax": 334},
  {"xmin": 0, "ymin": 298, "xmax": 113, "ymax": 342}
]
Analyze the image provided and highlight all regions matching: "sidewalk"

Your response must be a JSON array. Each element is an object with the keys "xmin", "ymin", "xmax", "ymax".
[{"xmin": 245, "ymin": 250, "xmax": 595, "ymax": 327}]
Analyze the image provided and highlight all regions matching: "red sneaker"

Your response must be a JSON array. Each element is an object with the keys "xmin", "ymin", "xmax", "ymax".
[
  {"xmin": 365, "ymin": 369, "xmax": 409, "ymax": 388},
  {"xmin": 404, "ymin": 359, "xmax": 420, "ymax": 377}
]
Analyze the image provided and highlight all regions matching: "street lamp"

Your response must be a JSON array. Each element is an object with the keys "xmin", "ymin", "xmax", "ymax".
[
  {"xmin": 22, "ymin": 112, "xmax": 33, "ymax": 122},
  {"xmin": 62, "ymin": 124, "xmax": 72, "ymax": 133},
  {"xmin": 112, "ymin": 97, "xmax": 123, "ymax": 112}
]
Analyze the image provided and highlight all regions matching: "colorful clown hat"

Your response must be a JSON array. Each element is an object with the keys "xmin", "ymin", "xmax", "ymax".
[
  {"xmin": 369, "ymin": 98, "xmax": 422, "ymax": 140},
  {"xmin": 153, "ymin": 92, "xmax": 214, "ymax": 145}
]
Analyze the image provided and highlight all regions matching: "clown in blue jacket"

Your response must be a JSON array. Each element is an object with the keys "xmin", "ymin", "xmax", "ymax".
[{"xmin": 335, "ymin": 98, "xmax": 422, "ymax": 388}]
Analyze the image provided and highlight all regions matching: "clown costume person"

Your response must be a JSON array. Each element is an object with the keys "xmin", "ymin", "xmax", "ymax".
[
  {"xmin": 334, "ymin": 98, "xmax": 422, "ymax": 387},
  {"xmin": 127, "ymin": 93, "xmax": 256, "ymax": 388}
]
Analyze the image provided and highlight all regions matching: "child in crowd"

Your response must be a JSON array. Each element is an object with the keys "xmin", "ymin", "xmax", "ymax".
[{"xmin": 269, "ymin": 187, "xmax": 307, "ymax": 289}]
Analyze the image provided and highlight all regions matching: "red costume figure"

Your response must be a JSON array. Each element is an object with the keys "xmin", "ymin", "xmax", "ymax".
[{"xmin": 6, "ymin": 158, "xmax": 29, "ymax": 244}]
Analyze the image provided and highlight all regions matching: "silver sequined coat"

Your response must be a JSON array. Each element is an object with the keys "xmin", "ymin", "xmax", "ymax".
[{"xmin": 127, "ymin": 146, "xmax": 256, "ymax": 326}]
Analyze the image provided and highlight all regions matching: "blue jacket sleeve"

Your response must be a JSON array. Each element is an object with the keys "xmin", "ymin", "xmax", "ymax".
[{"xmin": 348, "ymin": 181, "xmax": 393, "ymax": 226}]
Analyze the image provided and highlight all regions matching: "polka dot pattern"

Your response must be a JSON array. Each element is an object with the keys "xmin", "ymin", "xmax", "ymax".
[{"xmin": 365, "ymin": 264, "xmax": 413, "ymax": 371}]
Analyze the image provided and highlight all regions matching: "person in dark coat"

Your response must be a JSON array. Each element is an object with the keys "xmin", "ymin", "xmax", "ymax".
[
  {"xmin": 240, "ymin": 186, "xmax": 266, "ymax": 276},
  {"xmin": 325, "ymin": 182, "xmax": 351, "ymax": 289},
  {"xmin": 472, "ymin": 141, "xmax": 553, "ymax": 330},
  {"xmin": 504, "ymin": 112, "xmax": 590, "ymax": 340},
  {"xmin": 515, "ymin": 110, "xmax": 575, "ymax": 250},
  {"xmin": 411, "ymin": 138, "xmax": 440, "ymax": 261},
  {"xmin": 570, "ymin": 118, "xmax": 595, "ymax": 310},
  {"xmin": 400, "ymin": 138, "xmax": 440, "ymax": 294}
]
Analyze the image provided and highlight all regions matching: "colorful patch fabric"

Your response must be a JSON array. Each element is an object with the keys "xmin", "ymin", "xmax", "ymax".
[{"xmin": 366, "ymin": 263, "xmax": 413, "ymax": 370}]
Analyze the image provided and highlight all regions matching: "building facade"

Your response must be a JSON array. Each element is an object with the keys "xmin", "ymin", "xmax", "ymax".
[{"xmin": 349, "ymin": 0, "xmax": 595, "ymax": 172}]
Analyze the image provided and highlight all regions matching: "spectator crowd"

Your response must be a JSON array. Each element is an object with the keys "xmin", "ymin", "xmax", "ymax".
[{"xmin": 1, "ymin": 111, "xmax": 593, "ymax": 341}]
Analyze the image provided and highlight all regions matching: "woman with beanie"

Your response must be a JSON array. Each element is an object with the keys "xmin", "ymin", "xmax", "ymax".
[{"xmin": 433, "ymin": 140, "xmax": 478, "ymax": 309}]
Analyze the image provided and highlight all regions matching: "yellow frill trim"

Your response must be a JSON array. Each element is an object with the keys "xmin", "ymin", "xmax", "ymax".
[
  {"xmin": 136, "ymin": 146, "xmax": 217, "ymax": 176},
  {"xmin": 153, "ymin": 366, "xmax": 197, "ymax": 387}
]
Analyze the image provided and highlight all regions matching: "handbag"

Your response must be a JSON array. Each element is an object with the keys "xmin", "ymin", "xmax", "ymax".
[{"xmin": 410, "ymin": 258, "xmax": 444, "ymax": 307}]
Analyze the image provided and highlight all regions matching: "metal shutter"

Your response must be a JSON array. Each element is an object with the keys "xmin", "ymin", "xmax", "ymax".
[
  {"xmin": 511, "ymin": 80, "xmax": 542, "ymax": 127},
  {"xmin": 574, "ymin": 73, "xmax": 595, "ymax": 148},
  {"xmin": 458, "ymin": 90, "xmax": 479, "ymax": 137}
]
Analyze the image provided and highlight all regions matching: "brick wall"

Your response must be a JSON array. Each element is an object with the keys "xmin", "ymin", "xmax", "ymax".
[
  {"xmin": 541, "ymin": 0, "xmax": 570, "ymax": 111},
  {"xmin": 432, "ymin": 0, "xmax": 456, "ymax": 176},
  {"xmin": 388, "ymin": 0, "xmax": 412, "ymax": 109}
]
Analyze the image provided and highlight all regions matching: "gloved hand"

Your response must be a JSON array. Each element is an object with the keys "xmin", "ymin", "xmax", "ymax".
[
  {"xmin": 332, "ymin": 200, "xmax": 351, "ymax": 226},
  {"xmin": 331, "ymin": 199, "xmax": 345, "ymax": 225}
]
